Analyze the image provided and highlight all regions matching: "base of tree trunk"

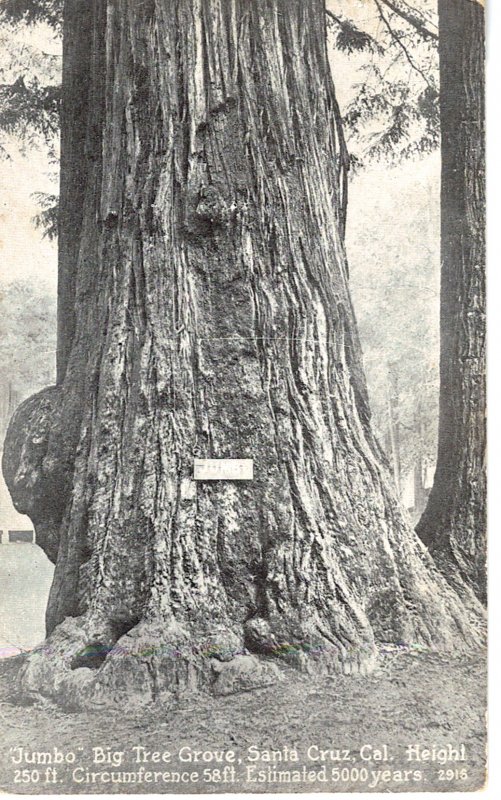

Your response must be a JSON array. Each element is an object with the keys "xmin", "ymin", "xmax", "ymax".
[
  {"xmin": 5, "ymin": 388, "xmax": 486, "ymax": 710},
  {"xmin": 16, "ymin": 588, "xmax": 485, "ymax": 710},
  {"xmin": 16, "ymin": 613, "xmax": 382, "ymax": 710}
]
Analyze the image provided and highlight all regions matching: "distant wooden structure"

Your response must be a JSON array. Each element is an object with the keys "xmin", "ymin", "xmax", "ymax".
[{"xmin": 8, "ymin": 530, "xmax": 34, "ymax": 543}]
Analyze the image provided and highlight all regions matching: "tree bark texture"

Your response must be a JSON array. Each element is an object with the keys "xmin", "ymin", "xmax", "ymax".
[
  {"xmin": 416, "ymin": 0, "xmax": 486, "ymax": 604},
  {"xmin": 3, "ymin": 0, "xmax": 484, "ymax": 708}
]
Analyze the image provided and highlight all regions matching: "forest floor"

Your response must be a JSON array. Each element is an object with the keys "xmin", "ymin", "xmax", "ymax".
[{"xmin": 0, "ymin": 645, "xmax": 487, "ymax": 795}]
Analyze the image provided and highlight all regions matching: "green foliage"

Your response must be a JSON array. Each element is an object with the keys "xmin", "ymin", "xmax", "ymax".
[{"xmin": 0, "ymin": 281, "xmax": 57, "ymax": 398}]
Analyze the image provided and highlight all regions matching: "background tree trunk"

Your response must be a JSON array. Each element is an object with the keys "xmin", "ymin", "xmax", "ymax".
[
  {"xmin": 3, "ymin": 0, "xmax": 483, "ymax": 708},
  {"xmin": 385, "ymin": 366, "xmax": 401, "ymax": 495},
  {"xmin": 413, "ymin": 402, "xmax": 426, "ymax": 519},
  {"xmin": 416, "ymin": 0, "xmax": 486, "ymax": 604}
]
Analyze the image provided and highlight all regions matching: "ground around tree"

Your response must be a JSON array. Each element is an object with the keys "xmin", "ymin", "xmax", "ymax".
[{"xmin": 0, "ymin": 646, "xmax": 486, "ymax": 794}]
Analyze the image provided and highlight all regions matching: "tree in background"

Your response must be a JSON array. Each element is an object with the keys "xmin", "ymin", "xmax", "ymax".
[
  {"xmin": 327, "ymin": 0, "xmax": 486, "ymax": 604},
  {"xmin": 347, "ymin": 161, "xmax": 440, "ymax": 519},
  {"xmin": 1, "ymin": 0, "xmax": 483, "ymax": 708},
  {"xmin": 0, "ymin": 1, "xmax": 60, "ymax": 159},
  {"xmin": 416, "ymin": 0, "xmax": 486, "ymax": 604},
  {"xmin": 0, "ymin": 281, "xmax": 56, "ymax": 399},
  {"xmin": 0, "ymin": 282, "xmax": 56, "ymax": 544},
  {"xmin": 0, "ymin": 3, "xmax": 59, "ymax": 420},
  {"xmin": 324, "ymin": 0, "xmax": 442, "ymax": 521}
]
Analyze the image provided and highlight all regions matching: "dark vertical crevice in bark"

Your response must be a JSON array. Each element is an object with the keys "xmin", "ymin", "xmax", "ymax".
[
  {"xmin": 57, "ymin": 1, "xmax": 91, "ymax": 382},
  {"xmin": 416, "ymin": 0, "xmax": 486, "ymax": 604},
  {"xmin": 3, "ymin": 0, "xmax": 484, "ymax": 708}
]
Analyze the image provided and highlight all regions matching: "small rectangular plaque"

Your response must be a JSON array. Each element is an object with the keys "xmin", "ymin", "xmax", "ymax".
[{"xmin": 193, "ymin": 458, "xmax": 253, "ymax": 481}]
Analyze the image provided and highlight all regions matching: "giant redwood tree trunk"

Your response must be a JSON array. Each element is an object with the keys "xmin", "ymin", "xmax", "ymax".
[
  {"xmin": 3, "ymin": 0, "xmax": 483, "ymax": 708},
  {"xmin": 416, "ymin": 0, "xmax": 486, "ymax": 604}
]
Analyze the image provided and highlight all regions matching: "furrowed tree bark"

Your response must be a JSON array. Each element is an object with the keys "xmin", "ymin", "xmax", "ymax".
[
  {"xmin": 3, "ymin": 0, "xmax": 484, "ymax": 708},
  {"xmin": 416, "ymin": 0, "xmax": 486, "ymax": 604}
]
